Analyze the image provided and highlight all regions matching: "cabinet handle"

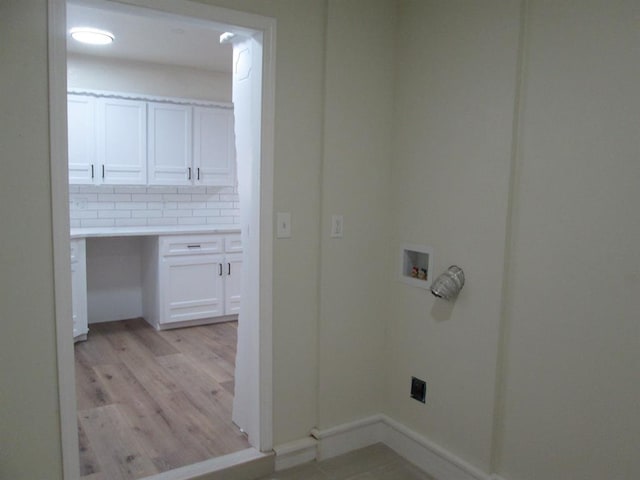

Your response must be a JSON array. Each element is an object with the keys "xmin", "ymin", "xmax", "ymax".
[
  {"xmin": 188, "ymin": 167, "xmax": 192, "ymax": 180},
  {"xmin": 187, "ymin": 244, "xmax": 201, "ymax": 249},
  {"xmin": 219, "ymin": 264, "xmax": 223, "ymax": 276},
  {"xmin": 102, "ymin": 165, "xmax": 105, "ymax": 178},
  {"xmin": 197, "ymin": 167, "xmax": 200, "ymax": 180},
  {"xmin": 228, "ymin": 263, "xmax": 231, "ymax": 275},
  {"xmin": 91, "ymin": 164, "xmax": 94, "ymax": 179}
]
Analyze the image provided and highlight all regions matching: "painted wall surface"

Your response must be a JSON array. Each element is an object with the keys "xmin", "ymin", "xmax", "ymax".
[
  {"xmin": 496, "ymin": 1, "xmax": 640, "ymax": 479},
  {"xmin": 318, "ymin": 0, "xmax": 395, "ymax": 428},
  {"xmin": 0, "ymin": 1, "xmax": 64, "ymax": 479},
  {"xmin": 188, "ymin": 0, "xmax": 328, "ymax": 447},
  {"xmin": 68, "ymin": 53, "xmax": 232, "ymax": 102},
  {"xmin": 386, "ymin": 0, "xmax": 521, "ymax": 472}
]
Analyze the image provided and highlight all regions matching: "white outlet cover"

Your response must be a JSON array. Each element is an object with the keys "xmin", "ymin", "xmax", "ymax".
[{"xmin": 330, "ymin": 215, "xmax": 344, "ymax": 238}]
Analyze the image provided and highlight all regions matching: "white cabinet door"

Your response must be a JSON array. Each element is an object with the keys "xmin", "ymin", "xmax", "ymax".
[
  {"xmin": 225, "ymin": 253, "xmax": 242, "ymax": 315},
  {"xmin": 193, "ymin": 106, "xmax": 236, "ymax": 186},
  {"xmin": 70, "ymin": 239, "xmax": 88, "ymax": 341},
  {"xmin": 160, "ymin": 254, "xmax": 224, "ymax": 324},
  {"xmin": 68, "ymin": 95, "xmax": 97, "ymax": 184},
  {"xmin": 148, "ymin": 102, "xmax": 192, "ymax": 185},
  {"xmin": 97, "ymin": 97, "xmax": 147, "ymax": 185}
]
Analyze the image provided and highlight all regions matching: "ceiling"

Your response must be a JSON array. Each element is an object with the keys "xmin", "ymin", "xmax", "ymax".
[{"xmin": 67, "ymin": 2, "xmax": 233, "ymax": 73}]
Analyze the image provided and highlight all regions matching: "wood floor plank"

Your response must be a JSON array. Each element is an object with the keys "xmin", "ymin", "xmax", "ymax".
[
  {"xmin": 77, "ymin": 417, "xmax": 101, "ymax": 477},
  {"xmin": 76, "ymin": 319, "xmax": 249, "ymax": 480},
  {"xmin": 78, "ymin": 404, "xmax": 159, "ymax": 480},
  {"xmin": 122, "ymin": 318, "xmax": 180, "ymax": 357},
  {"xmin": 93, "ymin": 361, "xmax": 211, "ymax": 471},
  {"xmin": 100, "ymin": 322, "xmax": 180, "ymax": 396},
  {"xmin": 75, "ymin": 352, "xmax": 113, "ymax": 411}
]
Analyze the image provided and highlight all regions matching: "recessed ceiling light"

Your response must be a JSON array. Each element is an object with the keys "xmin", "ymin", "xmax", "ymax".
[{"xmin": 70, "ymin": 27, "xmax": 115, "ymax": 45}]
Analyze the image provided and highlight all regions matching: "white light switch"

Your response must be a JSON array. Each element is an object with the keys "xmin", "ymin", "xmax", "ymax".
[
  {"xmin": 276, "ymin": 212, "xmax": 292, "ymax": 238},
  {"xmin": 331, "ymin": 215, "xmax": 344, "ymax": 238}
]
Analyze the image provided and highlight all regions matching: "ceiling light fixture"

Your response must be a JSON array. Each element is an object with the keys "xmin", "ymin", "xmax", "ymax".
[{"xmin": 70, "ymin": 27, "xmax": 115, "ymax": 45}]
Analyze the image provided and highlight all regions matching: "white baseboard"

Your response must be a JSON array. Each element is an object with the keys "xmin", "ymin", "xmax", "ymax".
[
  {"xmin": 273, "ymin": 437, "xmax": 317, "ymax": 471},
  {"xmin": 276, "ymin": 414, "xmax": 500, "ymax": 480},
  {"xmin": 381, "ymin": 415, "xmax": 490, "ymax": 480},
  {"xmin": 311, "ymin": 414, "xmax": 387, "ymax": 461}
]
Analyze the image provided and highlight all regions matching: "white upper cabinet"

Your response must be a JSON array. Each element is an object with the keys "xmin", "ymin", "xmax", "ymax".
[
  {"xmin": 147, "ymin": 102, "xmax": 192, "ymax": 185},
  {"xmin": 68, "ymin": 94, "xmax": 97, "ymax": 184},
  {"xmin": 67, "ymin": 94, "xmax": 147, "ymax": 185},
  {"xmin": 193, "ymin": 106, "xmax": 236, "ymax": 186},
  {"xmin": 67, "ymin": 91, "xmax": 235, "ymax": 187},
  {"xmin": 98, "ymin": 97, "xmax": 147, "ymax": 185}
]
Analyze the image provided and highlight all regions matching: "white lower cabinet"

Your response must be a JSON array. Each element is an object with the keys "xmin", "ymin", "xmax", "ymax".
[
  {"xmin": 143, "ymin": 233, "xmax": 242, "ymax": 329},
  {"xmin": 70, "ymin": 238, "xmax": 88, "ymax": 342}
]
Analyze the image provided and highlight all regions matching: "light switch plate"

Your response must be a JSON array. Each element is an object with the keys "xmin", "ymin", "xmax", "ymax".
[{"xmin": 276, "ymin": 212, "xmax": 291, "ymax": 238}]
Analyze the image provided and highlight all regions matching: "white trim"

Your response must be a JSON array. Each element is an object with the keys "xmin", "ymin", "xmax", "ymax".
[
  {"xmin": 273, "ymin": 438, "xmax": 317, "ymax": 471},
  {"xmin": 257, "ymin": 15, "xmax": 276, "ymax": 454},
  {"xmin": 51, "ymin": 0, "xmax": 276, "ymax": 477},
  {"xmin": 311, "ymin": 415, "xmax": 386, "ymax": 461},
  {"xmin": 48, "ymin": 1, "xmax": 81, "ymax": 479},
  {"xmin": 67, "ymin": 88, "xmax": 234, "ymax": 109},
  {"xmin": 138, "ymin": 448, "xmax": 273, "ymax": 480},
  {"xmin": 382, "ymin": 415, "xmax": 491, "ymax": 480},
  {"xmin": 308, "ymin": 415, "xmax": 493, "ymax": 480}
]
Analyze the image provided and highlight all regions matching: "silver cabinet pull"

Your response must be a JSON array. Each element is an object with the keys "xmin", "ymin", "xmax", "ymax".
[
  {"xmin": 228, "ymin": 263, "xmax": 231, "ymax": 275},
  {"xmin": 219, "ymin": 264, "xmax": 223, "ymax": 276},
  {"xmin": 188, "ymin": 167, "xmax": 192, "ymax": 180},
  {"xmin": 91, "ymin": 164, "xmax": 94, "ymax": 179},
  {"xmin": 186, "ymin": 244, "xmax": 201, "ymax": 249},
  {"xmin": 197, "ymin": 167, "xmax": 200, "ymax": 180}
]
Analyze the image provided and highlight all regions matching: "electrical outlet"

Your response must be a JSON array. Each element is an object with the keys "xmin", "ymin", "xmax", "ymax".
[
  {"xmin": 330, "ymin": 214, "xmax": 343, "ymax": 238},
  {"xmin": 410, "ymin": 376, "xmax": 426, "ymax": 403},
  {"xmin": 276, "ymin": 212, "xmax": 292, "ymax": 238}
]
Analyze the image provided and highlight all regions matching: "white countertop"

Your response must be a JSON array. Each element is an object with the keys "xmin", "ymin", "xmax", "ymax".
[{"xmin": 70, "ymin": 225, "xmax": 241, "ymax": 239}]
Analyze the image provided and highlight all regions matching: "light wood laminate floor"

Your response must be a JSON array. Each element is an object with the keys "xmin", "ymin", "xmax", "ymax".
[
  {"xmin": 259, "ymin": 443, "xmax": 436, "ymax": 480},
  {"xmin": 74, "ymin": 318, "xmax": 250, "ymax": 480}
]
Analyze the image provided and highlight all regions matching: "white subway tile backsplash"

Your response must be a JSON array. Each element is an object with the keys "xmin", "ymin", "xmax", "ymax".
[
  {"xmin": 81, "ymin": 219, "xmax": 116, "ymax": 228},
  {"xmin": 115, "ymin": 202, "xmax": 147, "ymax": 210},
  {"xmin": 178, "ymin": 217, "xmax": 203, "ymax": 225},
  {"xmin": 147, "ymin": 186, "xmax": 178, "ymax": 194},
  {"xmin": 131, "ymin": 194, "xmax": 163, "ymax": 202},
  {"xmin": 115, "ymin": 218, "xmax": 148, "ymax": 227},
  {"xmin": 69, "ymin": 185, "xmax": 239, "ymax": 230},
  {"xmin": 132, "ymin": 210, "xmax": 162, "ymax": 218},
  {"xmin": 98, "ymin": 193, "xmax": 131, "ymax": 202},
  {"xmin": 147, "ymin": 218, "xmax": 178, "ymax": 226},
  {"xmin": 113, "ymin": 186, "xmax": 147, "ymax": 194},
  {"xmin": 98, "ymin": 210, "xmax": 131, "ymax": 219},
  {"xmin": 70, "ymin": 210, "xmax": 98, "ymax": 219}
]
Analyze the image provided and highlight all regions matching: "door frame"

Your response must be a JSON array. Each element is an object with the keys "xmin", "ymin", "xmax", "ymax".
[{"xmin": 47, "ymin": 0, "xmax": 276, "ymax": 477}]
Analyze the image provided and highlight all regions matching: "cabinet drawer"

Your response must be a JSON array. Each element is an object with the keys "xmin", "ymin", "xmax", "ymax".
[
  {"xmin": 160, "ymin": 234, "xmax": 223, "ymax": 256},
  {"xmin": 224, "ymin": 234, "xmax": 242, "ymax": 253}
]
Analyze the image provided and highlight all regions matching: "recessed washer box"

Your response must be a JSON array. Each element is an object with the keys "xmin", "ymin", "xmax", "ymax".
[{"xmin": 400, "ymin": 243, "xmax": 433, "ymax": 289}]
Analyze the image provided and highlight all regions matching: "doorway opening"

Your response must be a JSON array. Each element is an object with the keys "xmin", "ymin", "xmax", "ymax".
[{"xmin": 49, "ymin": 1, "xmax": 275, "ymax": 479}]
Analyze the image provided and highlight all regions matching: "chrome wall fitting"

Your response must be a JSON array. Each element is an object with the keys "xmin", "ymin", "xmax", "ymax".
[{"xmin": 430, "ymin": 265, "xmax": 465, "ymax": 301}]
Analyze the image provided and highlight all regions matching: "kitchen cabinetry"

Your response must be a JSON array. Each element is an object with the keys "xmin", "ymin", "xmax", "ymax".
[
  {"xmin": 68, "ymin": 90, "xmax": 235, "ymax": 187},
  {"xmin": 143, "ymin": 232, "xmax": 242, "ymax": 329},
  {"xmin": 67, "ymin": 94, "xmax": 147, "ymax": 185},
  {"xmin": 147, "ymin": 102, "xmax": 192, "ymax": 185},
  {"xmin": 70, "ymin": 238, "xmax": 88, "ymax": 341},
  {"xmin": 193, "ymin": 106, "xmax": 236, "ymax": 186}
]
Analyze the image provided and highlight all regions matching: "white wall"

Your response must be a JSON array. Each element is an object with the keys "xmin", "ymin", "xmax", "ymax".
[
  {"xmin": 386, "ymin": 0, "xmax": 521, "ymax": 471},
  {"xmin": 68, "ymin": 53, "xmax": 232, "ymax": 102},
  {"xmin": 318, "ymin": 0, "xmax": 395, "ymax": 428},
  {"xmin": 0, "ymin": 1, "xmax": 64, "ymax": 478},
  {"xmin": 496, "ymin": 1, "xmax": 640, "ymax": 479}
]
